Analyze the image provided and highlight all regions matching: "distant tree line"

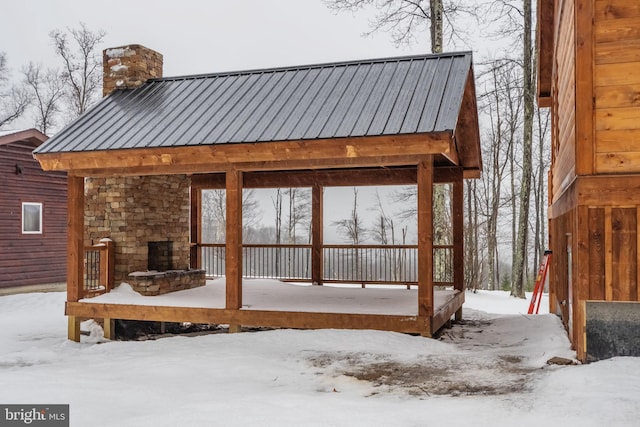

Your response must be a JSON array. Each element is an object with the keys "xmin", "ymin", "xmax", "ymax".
[{"xmin": 325, "ymin": 0, "xmax": 549, "ymax": 297}]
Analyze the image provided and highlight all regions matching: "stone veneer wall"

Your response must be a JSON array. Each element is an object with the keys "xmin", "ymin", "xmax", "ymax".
[{"xmin": 85, "ymin": 175, "xmax": 191, "ymax": 284}]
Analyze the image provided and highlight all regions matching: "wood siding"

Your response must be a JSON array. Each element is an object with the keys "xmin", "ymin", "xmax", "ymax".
[
  {"xmin": 594, "ymin": 0, "xmax": 640, "ymax": 173},
  {"xmin": 0, "ymin": 141, "xmax": 67, "ymax": 287},
  {"xmin": 550, "ymin": 176, "xmax": 640, "ymax": 359},
  {"xmin": 551, "ymin": 0, "xmax": 576, "ymax": 200}
]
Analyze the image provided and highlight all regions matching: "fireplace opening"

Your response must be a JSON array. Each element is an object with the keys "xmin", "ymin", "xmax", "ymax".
[{"xmin": 148, "ymin": 241, "xmax": 173, "ymax": 271}]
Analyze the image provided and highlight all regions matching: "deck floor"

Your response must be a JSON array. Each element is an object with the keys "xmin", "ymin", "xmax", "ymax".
[{"xmin": 82, "ymin": 278, "xmax": 458, "ymax": 316}]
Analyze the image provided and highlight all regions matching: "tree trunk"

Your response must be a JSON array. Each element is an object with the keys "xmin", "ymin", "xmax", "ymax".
[
  {"xmin": 430, "ymin": 0, "xmax": 444, "ymax": 53},
  {"xmin": 512, "ymin": 0, "xmax": 534, "ymax": 299}
]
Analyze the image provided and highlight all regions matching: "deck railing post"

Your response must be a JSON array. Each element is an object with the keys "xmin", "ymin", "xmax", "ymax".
[{"xmin": 98, "ymin": 238, "xmax": 115, "ymax": 292}]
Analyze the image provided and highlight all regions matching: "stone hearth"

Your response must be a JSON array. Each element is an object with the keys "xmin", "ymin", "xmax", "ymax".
[{"xmin": 127, "ymin": 269, "xmax": 206, "ymax": 296}]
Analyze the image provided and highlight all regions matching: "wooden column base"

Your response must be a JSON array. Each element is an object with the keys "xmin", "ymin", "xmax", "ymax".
[
  {"xmin": 103, "ymin": 318, "xmax": 115, "ymax": 340},
  {"xmin": 68, "ymin": 316, "xmax": 81, "ymax": 342},
  {"xmin": 228, "ymin": 324, "xmax": 242, "ymax": 333}
]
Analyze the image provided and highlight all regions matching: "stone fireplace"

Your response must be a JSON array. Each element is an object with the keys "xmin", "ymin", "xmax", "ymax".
[
  {"xmin": 123, "ymin": 239, "xmax": 205, "ymax": 296},
  {"xmin": 84, "ymin": 174, "xmax": 192, "ymax": 285},
  {"xmin": 82, "ymin": 44, "xmax": 205, "ymax": 297},
  {"xmin": 148, "ymin": 241, "xmax": 173, "ymax": 271}
]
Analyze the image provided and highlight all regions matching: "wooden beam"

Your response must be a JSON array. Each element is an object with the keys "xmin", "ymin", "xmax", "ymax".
[
  {"xmin": 575, "ymin": 0, "xmax": 595, "ymax": 175},
  {"xmin": 431, "ymin": 291, "xmax": 465, "ymax": 335},
  {"xmin": 575, "ymin": 205, "xmax": 591, "ymax": 360},
  {"xmin": 65, "ymin": 302, "xmax": 423, "ymax": 334},
  {"xmin": 67, "ymin": 175, "xmax": 84, "ymax": 302},
  {"xmin": 191, "ymin": 166, "xmax": 468, "ymax": 191},
  {"xmin": 190, "ymin": 186, "xmax": 201, "ymax": 269},
  {"xmin": 576, "ymin": 175, "xmax": 640, "ymax": 206},
  {"xmin": 103, "ymin": 318, "xmax": 115, "ymax": 340},
  {"xmin": 417, "ymin": 157, "xmax": 434, "ymax": 333},
  {"xmin": 35, "ymin": 133, "xmax": 452, "ymax": 174},
  {"xmin": 311, "ymin": 184, "xmax": 324, "ymax": 286},
  {"xmin": 455, "ymin": 69, "xmax": 483, "ymax": 174},
  {"xmin": 604, "ymin": 207, "xmax": 613, "ymax": 301},
  {"xmin": 452, "ymin": 168, "xmax": 464, "ymax": 292},
  {"xmin": 225, "ymin": 168, "xmax": 243, "ymax": 310},
  {"xmin": 68, "ymin": 316, "xmax": 81, "ymax": 342},
  {"xmin": 536, "ymin": 0, "xmax": 555, "ymax": 106}
]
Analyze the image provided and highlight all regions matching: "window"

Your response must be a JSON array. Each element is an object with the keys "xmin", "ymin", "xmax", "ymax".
[{"xmin": 22, "ymin": 202, "xmax": 42, "ymax": 234}]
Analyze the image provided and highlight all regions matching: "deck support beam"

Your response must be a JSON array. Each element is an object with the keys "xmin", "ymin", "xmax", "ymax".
[
  {"xmin": 311, "ymin": 184, "xmax": 324, "ymax": 286},
  {"xmin": 103, "ymin": 318, "xmax": 115, "ymax": 340},
  {"xmin": 68, "ymin": 316, "xmax": 81, "ymax": 342},
  {"xmin": 417, "ymin": 156, "xmax": 434, "ymax": 336},
  {"xmin": 226, "ymin": 168, "xmax": 243, "ymax": 311},
  {"xmin": 190, "ymin": 186, "xmax": 201, "ymax": 269},
  {"xmin": 67, "ymin": 175, "xmax": 84, "ymax": 341},
  {"xmin": 452, "ymin": 167, "xmax": 464, "ymax": 321},
  {"xmin": 67, "ymin": 175, "xmax": 84, "ymax": 303}
]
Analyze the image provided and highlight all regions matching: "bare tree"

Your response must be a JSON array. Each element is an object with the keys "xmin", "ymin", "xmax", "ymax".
[
  {"xmin": 477, "ymin": 57, "xmax": 521, "ymax": 290},
  {"xmin": 511, "ymin": 0, "xmax": 534, "ymax": 298},
  {"xmin": 285, "ymin": 188, "xmax": 311, "ymax": 244},
  {"xmin": 50, "ymin": 22, "xmax": 106, "ymax": 119},
  {"xmin": 324, "ymin": 0, "xmax": 472, "ymax": 51},
  {"xmin": 370, "ymin": 190, "xmax": 411, "ymax": 281},
  {"xmin": 532, "ymin": 107, "xmax": 550, "ymax": 275},
  {"xmin": 464, "ymin": 179, "xmax": 484, "ymax": 291},
  {"xmin": 201, "ymin": 189, "xmax": 262, "ymax": 243},
  {"xmin": 334, "ymin": 188, "xmax": 367, "ymax": 245},
  {"xmin": 333, "ymin": 188, "xmax": 368, "ymax": 281},
  {"xmin": 0, "ymin": 53, "xmax": 31, "ymax": 129},
  {"xmin": 272, "ymin": 189, "xmax": 283, "ymax": 245},
  {"xmin": 22, "ymin": 63, "xmax": 65, "ymax": 134}
]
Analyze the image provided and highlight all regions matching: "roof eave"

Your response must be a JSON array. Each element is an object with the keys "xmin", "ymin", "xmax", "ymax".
[
  {"xmin": 33, "ymin": 132, "xmax": 455, "ymax": 177},
  {"xmin": 537, "ymin": 0, "xmax": 555, "ymax": 107}
]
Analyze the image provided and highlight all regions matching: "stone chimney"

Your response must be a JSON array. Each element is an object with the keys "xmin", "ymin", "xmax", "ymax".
[{"xmin": 103, "ymin": 44, "xmax": 163, "ymax": 97}]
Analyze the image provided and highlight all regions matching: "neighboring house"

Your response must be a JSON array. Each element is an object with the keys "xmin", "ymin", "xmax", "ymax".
[
  {"xmin": 0, "ymin": 129, "xmax": 67, "ymax": 288},
  {"xmin": 538, "ymin": 0, "xmax": 640, "ymax": 360},
  {"xmin": 33, "ymin": 45, "xmax": 481, "ymax": 342}
]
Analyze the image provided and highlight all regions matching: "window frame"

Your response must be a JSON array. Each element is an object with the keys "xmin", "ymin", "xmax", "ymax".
[{"xmin": 22, "ymin": 202, "xmax": 43, "ymax": 234}]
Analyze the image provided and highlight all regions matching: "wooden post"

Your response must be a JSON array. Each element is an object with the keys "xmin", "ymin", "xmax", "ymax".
[
  {"xmin": 68, "ymin": 316, "xmax": 81, "ymax": 343},
  {"xmin": 225, "ymin": 168, "xmax": 243, "ymax": 331},
  {"xmin": 575, "ymin": 206, "xmax": 591, "ymax": 360},
  {"xmin": 311, "ymin": 184, "xmax": 324, "ymax": 286},
  {"xmin": 103, "ymin": 318, "xmax": 115, "ymax": 340},
  {"xmin": 190, "ymin": 186, "xmax": 201, "ymax": 269},
  {"xmin": 417, "ymin": 157, "xmax": 434, "ymax": 336},
  {"xmin": 452, "ymin": 168, "xmax": 464, "ymax": 321},
  {"xmin": 67, "ymin": 175, "xmax": 84, "ymax": 341},
  {"xmin": 575, "ymin": 0, "xmax": 594, "ymax": 176},
  {"xmin": 99, "ymin": 239, "xmax": 115, "ymax": 292}
]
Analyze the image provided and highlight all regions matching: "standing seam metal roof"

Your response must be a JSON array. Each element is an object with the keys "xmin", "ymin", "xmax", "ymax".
[{"xmin": 34, "ymin": 52, "xmax": 473, "ymax": 154}]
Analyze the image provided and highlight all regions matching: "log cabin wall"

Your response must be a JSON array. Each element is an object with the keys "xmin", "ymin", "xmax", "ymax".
[
  {"xmin": 546, "ymin": 1, "xmax": 640, "ymax": 359},
  {"xmin": 0, "ymin": 140, "xmax": 67, "ymax": 287},
  {"xmin": 594, "ymin": 1, "xmax": 640, "ymax": 173},
  {"xmin": 551, "ymin": 0, "xmax": 576, "ymax": 200}
]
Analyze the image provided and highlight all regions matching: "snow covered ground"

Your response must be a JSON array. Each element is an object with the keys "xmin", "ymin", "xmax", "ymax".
[{"xmin": 1, "ymin": 287, "xmax": 639, "ymax": 426}]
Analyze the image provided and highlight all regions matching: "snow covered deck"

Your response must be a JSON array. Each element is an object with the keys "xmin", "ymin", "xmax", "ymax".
[{"xmin": 67, "ymin": 279, "xmax": 464, "ymax": 336}]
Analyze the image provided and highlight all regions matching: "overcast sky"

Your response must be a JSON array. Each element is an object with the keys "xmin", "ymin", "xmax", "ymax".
[
  {"xmin": 2, "ymin": 0, "xmax": 440, "ymax": 78},
  {"xmin": 2, "ymin": 0, "xmax": 490, "ymax": 241}
]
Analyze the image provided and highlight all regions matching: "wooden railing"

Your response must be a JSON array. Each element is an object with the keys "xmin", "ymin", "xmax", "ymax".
[
  {"xmin": 83, "ymin": 239, "xmax": 115, "ymax": 297},
  {"xmin": 198, "ymin": 243, "xmax": 454, "ymax": 285}
]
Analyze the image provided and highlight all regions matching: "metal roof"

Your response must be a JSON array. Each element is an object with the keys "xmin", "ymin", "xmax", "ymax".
[{"xmin": 34, "ymin": 52, "xmax": 473, "ymax": 154}]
